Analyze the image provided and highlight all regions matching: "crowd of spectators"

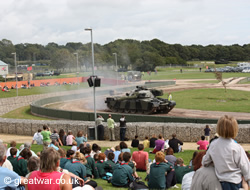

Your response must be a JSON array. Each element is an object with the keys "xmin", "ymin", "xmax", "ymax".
[{"xmin": 0, "ymin": 115, "xmax": 249, "ymax": 190}]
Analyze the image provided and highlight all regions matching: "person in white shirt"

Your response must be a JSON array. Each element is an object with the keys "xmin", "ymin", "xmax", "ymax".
[
  {"xmin": 202, "ymin": 115, "xmax": 250, "ymax": 190},
  {"xmin": 31, "ymin": 129, "xmax": 43, "ymax": 145}
]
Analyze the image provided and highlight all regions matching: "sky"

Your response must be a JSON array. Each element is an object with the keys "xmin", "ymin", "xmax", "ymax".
[{"xmin": 1, "ymin": 0, "xmax": 250, "ymax": 46}]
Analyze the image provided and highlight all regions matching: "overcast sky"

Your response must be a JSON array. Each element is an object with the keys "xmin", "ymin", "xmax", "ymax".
[{"xmin": 1, "ymin": 0, "xmax": 250, "ymax": 46}]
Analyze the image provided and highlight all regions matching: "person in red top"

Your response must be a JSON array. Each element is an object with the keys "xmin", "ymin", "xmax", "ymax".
[
  {"xmin": 197, "ymin": 135, "xmax": 209, "ymax": 150},
  {"xmin": 132, "ymin": 144, "xmax": 149, "ymax": 171}
]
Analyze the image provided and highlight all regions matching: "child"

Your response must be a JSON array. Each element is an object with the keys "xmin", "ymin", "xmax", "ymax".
[
  {"xmin": 80, "ymin": 147, "xmax": 98, "ymax": 178},
  {"xmin": 143, "ymin": 136, "xmax": 150, "ymax": 148},
  {"xmin": 202, "ymin": 115, "xmax": 250, "ymax": 190},
  {"xmin": 96, "ymin": 153, "xmax": 107, "ymax": 179},
  {"xmin": 71, "ymin": 141, "xmax": 77, "ymax": 153},
  {"xmin": 131, "ymin": 135, "xmax": 139, "ymax": 148},
  {"xmin": 104, "ymin": 152, "xmax": 116, "ymax": 173},
  {"xmin": 66, "ymin": 131, "xmax": 75, "ymax": 146}
]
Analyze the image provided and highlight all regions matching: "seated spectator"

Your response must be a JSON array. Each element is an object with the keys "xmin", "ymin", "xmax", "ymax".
[
  {"xmin": 26, "ymin": 156, "xmax": 40, "ymax": 176},
  {"xmin": 189, "ymin": 151, "xmax": 198, "ymax": 167},
  {"xmin": 104, "ymin": 152, "xmax": 116, "ymax": 173},
  {"xmin": 6, "ymin": 141, "xmax": 19, "ymax": 157},
  {"xmin": 21, "ymin": 142, "xmax": 37, "ymax": 157},
  {"xmin": 152, "ymin": 134, "xmax": 165, "ymax": 153},
  {"xmin": 131, "ymin": 135, "xmax": 139, "ymax": 148},
  {"xmin": 58, "ymin": 148, "xmax": 69, "ymax": 169},
  {"xmin": 31, "ymin": 129, "xmax": 43, "ymax": 145},
  {"xmin": 164, "ymin": 147, "xmax": 176, "ymax": 166},
  {"xmin": 48, "ymin": 139, "xmax": 59, "ymax": 151},
  {"xmin": 66, "ymin": 130, "xmax": 75, "ymax": 146},
  {"xmin": 59, "ymin": 129, "xmax": 67, "ymax": 146},
  {"xmin": 120, "ymin": 141, "xmax": 130, "ymax": 153},
  {"xmin": 104, "ymin": 147, "xmax": 114, "ymax": 158},
  {"xmin": 96, "ymin": 153, "xmax": 107, "ymax": 179},
  {"xmin": 66, "ymin": 149, "xmax": 75, "ymax": 161},
  {"xmin": 80, "ymin": 146, "xmax": 98, "ymax": 178},
  {"xmin": 26, "ymin": 147, "xmax": 72, "ymax": 190},
  {"xmin": 75, "ymin": 130, "xmax": 88, "ymax": 148},
  {"xmin": 174, "ymin": 157, "xmax": 193, "ymax": 184},
  {"xmin": 0, "ymin": 144, "xmax": 26, "ymax": 189},
  {"xmin": 113, "ymin": 145, "xmax": 121, "ymax": 163},
  {"xmin": 143, "ymin": 136, "xmax": 150, "ymax": 148},
  {"xmin": 182, "ymin": 151, "xmax": 206, "ymax": 190},
  {"xmin": 50, "ymin": 129, "xmax": 63, "ymax": 146},
  {"xmin": 132, "ymin": 144, "xmax": 149, "ymax": 171},
  {"xmin": 111, "ymin": 152, "xmax": 134, "ymax": 187},
  {"xmin": 71, "ymin": 141, "xmax": 78, "ymax": 152},
  {"xmin": 90, "ymin": 143, "xmax": 101, "ymax": 158},
  {"xmin": 197, "ymin": 135, "xmax": 209, "ymax": 150},
  {"xmin": 12, "ymin": 148, "xmax": 32, "ymax": 176},
  {"xmin": 169, "ymin": 133, "xmax": 183, "ymax": 153},
  {"xmin": 148, "ymin": 151, "xmax": 177, "ymax": 189},
  {"xmin": 7, "ymin": 147, "xmax": 18, "ymax": 166}
]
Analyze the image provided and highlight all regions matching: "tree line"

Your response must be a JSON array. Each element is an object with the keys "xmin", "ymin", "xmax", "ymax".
[{"xmin": 1, "ymin": 38, "xmax": 250, "ymax": 71}]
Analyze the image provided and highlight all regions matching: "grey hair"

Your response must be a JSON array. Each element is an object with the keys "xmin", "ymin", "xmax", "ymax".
[
  {"xmin": 24, "ymin": 142, "xmax": 31, "ymax": 149},
  {"xmin": 0, "ymin": 144, "xmax": 7, "ymax": 163}
]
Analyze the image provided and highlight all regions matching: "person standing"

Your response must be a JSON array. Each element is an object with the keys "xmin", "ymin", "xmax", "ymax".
[
  {"xmin": 168, "ymin": 92, "xmax": 172, "ymax": 101},
  {"xmin": 41, "ymin": 125, "xmax": 51, "ymax": 149},
  {"xmin": 119, "ymin": 115, "xmax": 126, "ymax": 141},
  {"xmin": 204, "ymin": 125, "xmax": 211, "ymax": 142},
  {"xmin": 107, "ymin": 114, "xmax": 115, "ymax": 141},
  {"xmin": 96, "ymin": 115, "xmax": 104, "ymax": 140}
]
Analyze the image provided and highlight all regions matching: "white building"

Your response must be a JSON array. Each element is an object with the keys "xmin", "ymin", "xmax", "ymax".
[
  {"xmin": 0, "ymin": 60, "xmax": 9, "ymax": 76},
  {"xmin": 237, "ymin": 62, "xmax": 250, "ymax": 67}
]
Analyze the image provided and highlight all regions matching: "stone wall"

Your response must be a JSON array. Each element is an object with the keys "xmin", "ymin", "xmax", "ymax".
[{"xmin": 0, "ymin": 118, "xmax": 249, "ymax": 143}]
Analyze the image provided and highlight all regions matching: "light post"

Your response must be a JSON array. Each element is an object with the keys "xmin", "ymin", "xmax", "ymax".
[
  {"xmin": 113, "ymin": 53, "xmax": 118, "ymax": 86},
  {"xmin": 85, "ymin": 28, "xmax": 97, "ymax": 140},
  {"xmin": 12, "ymin": 52, "xmax": 18, "ymax": 97},
  {"xmin": 73, "ymin": 52, "xmax": 79, "ymax": 85}
]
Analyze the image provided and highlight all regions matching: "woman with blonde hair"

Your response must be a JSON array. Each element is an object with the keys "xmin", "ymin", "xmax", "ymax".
[{"xmin": 26, "ymin": 147, "xmax": 72, "ymax": 190}]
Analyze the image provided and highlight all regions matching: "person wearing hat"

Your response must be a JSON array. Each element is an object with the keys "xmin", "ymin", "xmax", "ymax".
[{"xmin": 107, "ymin": 114, "xmax": 116, "ymax": 141}]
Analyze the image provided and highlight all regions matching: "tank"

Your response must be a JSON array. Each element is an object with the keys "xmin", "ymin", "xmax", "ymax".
[{"xmin": 105, "ymin": 86, "xmax": 176, "ymax": 114}]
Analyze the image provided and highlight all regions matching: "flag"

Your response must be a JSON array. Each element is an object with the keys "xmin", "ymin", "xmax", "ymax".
[{"xmin": 27, "ymin": 66, "xmax": 32, "ymax": 71}]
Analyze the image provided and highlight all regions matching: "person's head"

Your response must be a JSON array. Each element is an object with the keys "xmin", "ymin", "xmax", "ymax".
[
  {"xmin": 135, "ymin": 135, "xmax": 138, "ymax": 139},
  {"xmin": 172, "ymin": 133, "xmax": 176, "ymax": 138},
  {"xmin": 158, "ymin": 134, "xmax": 163, "ymax": 139},
  {"xmin": 27, "ymin": 156, "xmax": 40, "ymax": 172},
  {"xmin": 165, "ymin": 147, "xmax": 174, "ymax": 155},
  {"xmin": 58, "ymin": 148, "xmax": 66, "ymax": 158},
  {"xmin": 193, "ymin": 151, "xmax": 206, "ymax": 171},
  {"xmin": 216, "ymin": 115, "xmax": 238, "ymax": 139},
  {"xmin": 66, "ymin": 149, "xmax": 75, "ymax": 158},
  {"xmin": 201, "ymin": 136, "xmax": 205, "ymax": 140},
  {"xmin": 93, "ymin": 154, "xmax": 99, "ymax": 162},
  {"xmin": 40, "ymin": 148, "xmax": 60, "ymax": 172},
  {"xmin": 10, "ymin": 147, "xmax": 17, "ymax": 157},
  {"xmin": 123, "ymin": 152, "xmax": 131, "ymax": 162},
  {"xmin": 152, "ymin": 134, "xmax": 156, "ymax": 138},
  {"xmin": 145, "ymin": 136, "xmax": 148, "ymax": 140},
  {"xmin": 115, "ymin": 145, "xmax": 120, "ymax": 151},
  {"xmin": 191, "ymin": 151, "xmax": 198, "ymax": 161},
  {"xmin": 98, "ymin": 115, "xmax": 102, "ymax": 118},
  {"xmin": 176, "ymin": 158, "xmax": 184, "ymax": 166},
  {"xmin": 118, "ymin": 152, "xmax": 124, "ymax": 162},
  {"xmin": 92, "ymin": 143, "xmax": 101, "ymax": 152},
  {"xmin": 20, "ymin": 148, "xmax": 32, "ymax": 160},
  {"xmin": 53, "ymin": 129, "xmax": 57, "ymax": 134},
  {"xmin": 121, "ymin": 115, "xmax": 125, "ymax": 118},
  {"xmin": 74, "ymin": 152, "xmax": 86, "ymax": 164},
  {"xmin": 43, "ymin": 125, "xmax": 48, "ymax": 130},
  {"xmin": 98, "ymin": 153, "xmax": 106, "ymax": 161},
  {"xmin": 51, "ymin": 139, "xmax": 57, "ymax": 145},
  {"xmin": 119, "ymin": 141, "xmax": 128, "ymax": 149},
  {"xmin": 79, "ymin": 143, "xmax": 85, "ymax": 150},
  {"xmin": 72, "ymin": 141, "xmax": 77, "ymax": 146},
  {"xmin": 68, "ymin": 131, "xmax": 73, "ymax": 135},
  {"xmin": 138, "ymin": 144, "xmax": 144, "ymax": 151},
  {"xmin": 36, "ymin": 152, "xmax": 41, "ymax": 157},
  {"xmin": 107, "ymin": 152, "xmax": 115, "ymax": 161},
  {"xmin": 38, "ymin": 129, "xmax": 42, "ymax": 133},
  {"xmin": 205, "ymin": 125, "xmax": 209, "ymax": 129},
  {"xmin": 24, "ymin": 142, "xmax": 31, "ymax": 149},
  {"xmin": 10, "ymin": 141, "xmax": 17, "ymax": 148},
  {"xmin": 155, "ymin": 151, "xmax": 165, "ymax": 163},
  {"xmin": 77, "ymin": 131, "xmax": 83, "ymax": 137},
  {"xmin": 109, "ymin": 114, "xmax": 112, "ymax": 118},
  {"xmin": 0, "ymin": 144, "xmax": 7, "ymax": 165}
]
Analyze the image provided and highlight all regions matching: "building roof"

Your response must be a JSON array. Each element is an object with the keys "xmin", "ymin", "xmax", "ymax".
[{"xmin": 0, "ymin": 60, "xmax": 8, "ymax": 66}]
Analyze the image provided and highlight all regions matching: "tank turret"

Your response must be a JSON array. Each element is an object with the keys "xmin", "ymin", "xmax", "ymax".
[{"xmin": 105, "ymin": 86, "xmax": 176, "ymax": 114}]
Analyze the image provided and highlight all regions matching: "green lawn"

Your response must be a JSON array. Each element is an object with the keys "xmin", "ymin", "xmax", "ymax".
[
  {"xmin": 163, "ymin": 88, "xmax": 250, "ymax": 113},
  {"xmin": 8, "ymin": 143, "xmax": 195, "ymax": 190}
]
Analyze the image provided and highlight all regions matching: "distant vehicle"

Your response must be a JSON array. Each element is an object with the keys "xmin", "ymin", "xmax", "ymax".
[
  {"xmin": 242, "ymin": 67, "xmax": 250, "ymax": 73},
  {"xmin": 53, "ymin": 71, "xmax": 60, "ymax": 76},
  {"xmin": 215, "ymin": 59, "xmax": 229, "ymax": 64},
  {"xmin": 127, "ymin": 71, "xmax": 141, "ymax": 82},
  {"xmin": 117, "ymin": 68, "xmax": 127, "ymax": 72},
  {"xmin": 43, "ymin": 71, "xmax": 53, "ymax": 76},
  {"xmin": 36, "ymin": 73, "xmax": 44, "ymax": 77}
]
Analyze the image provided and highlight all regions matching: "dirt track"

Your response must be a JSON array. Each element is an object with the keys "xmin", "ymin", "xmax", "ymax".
[{"xmin": 47, "ymin": 78, "xmax": 250, "ymax": 120}]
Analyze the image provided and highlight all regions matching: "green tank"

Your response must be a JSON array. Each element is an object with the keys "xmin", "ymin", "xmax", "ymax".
[{"xmin": 105, "ymin": 86, "xmax": 176, "ymax": 114}]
